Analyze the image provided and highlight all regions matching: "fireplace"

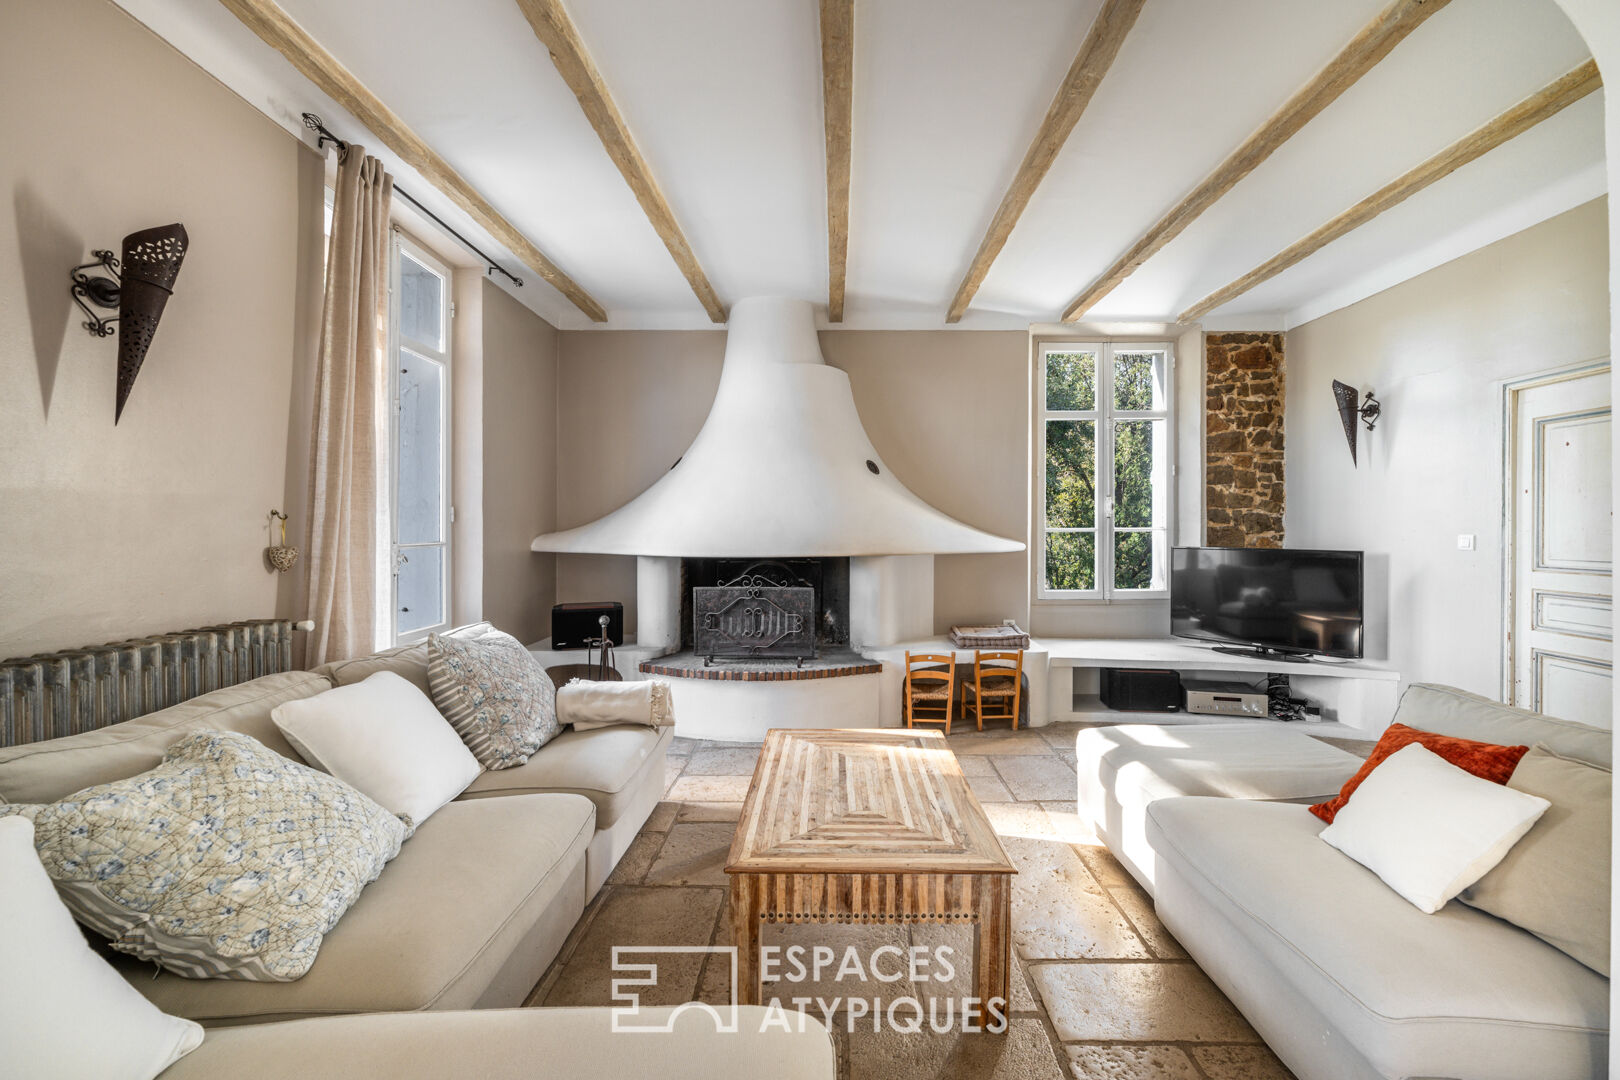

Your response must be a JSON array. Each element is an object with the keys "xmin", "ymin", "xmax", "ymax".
[{"xmin": 680, "ymin": 558, "xmax": 850, "ymax": 658}]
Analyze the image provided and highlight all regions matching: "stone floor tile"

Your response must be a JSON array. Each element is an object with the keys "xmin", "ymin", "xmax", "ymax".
[
  {"xmin": 951, "ymin": 735, "xmax": 1058, "ymax": 756},
  {"xmin": 663, "ymin": 760, "xmax": 685, "ymax": 795},
  {"xmin": 1009, "ymin": 958, "xmax": 1038, "ymax": 1014},
  {"xmin": 1075, "ymin": 845, "xmax": 1138, "ymax": 892},
  {"xmin": 966, "ymin": 772, "xmax": 1014, "ymax": 802},
  {"xmin": 1002, "ymin": 836, "xmax": 1148, "ymax": 960},
  {"xmin": 542, "ymin": 886, "xmax": 722, "ymax": 1007},
  {"xmin": 992, "ymin": 755, "xmax": 1079, "ymax": 801},
  {"xmin": 1065, "ymin": 1043, "xmax": 1201, "ymax": 1079},
  {"xmin": 981, "ymin": 801, "xmax": 1062, "ymax": 841},
  {"xmin": 1037, "ymin": 802, "xmax": 1102, "ymax": 846},
  {"xmin": 666, "ymin": 737, "xmax": 699, "ymax": 759},
  {"xmin": 956, "ymin": 755, "xmax": 1001, "ymax": 777},
  {"xmin": 761, "ymin": 923, "xmax": 918, "ymax": 1007},
  {"xmin": 1030, "ymin": 963, "xmax": 1258, "ymax": 1043},
  {"xmin": 667, "ymin": 773, "xmax": 754, "ymax": 803},
  {"xmin": 684, "ymin": 746, "xmax": 762, "ymax": 775},
  {"xmin": 644, "ymin": 800, "xmax": 679, "ymax": 832},
  {"xmin": 1108, "ymin": 884, "xmax": 1188, "ymax": 960},
  {"xmin": 677, "ymin": 801, "xmax": 745, "ymax": 823},
  {"xmin": 644, "ymin": 822, "xmax": 738, "ymax": 887},
  {"xmin": 1038, "ymin": 722, "xmax": 1087, "ymax": 749},
  {"xmin": 846, "ymin": 1018, "xmax": 1065, "ymax": 1080},
  {"xmin": 606, "ymin": 830, "xmax": 666, "ymax": 885},
  {"xmin": 1189, "ymin": 1044, "xmax": 1297, "ymax": 1080}
]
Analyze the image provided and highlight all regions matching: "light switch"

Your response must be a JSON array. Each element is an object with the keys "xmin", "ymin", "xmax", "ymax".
[{"xmin": 1457, "ymin": 534, "xmax": 1476, "ymax": 551}]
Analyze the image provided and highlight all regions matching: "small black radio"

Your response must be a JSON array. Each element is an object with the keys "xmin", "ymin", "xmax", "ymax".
[
  {"xmin": 551, "ymin": 602, "xmax": 624, "ymax": 650},
  {"xmin": 1098, "ymin": 668, "xmax": 1183, "ymax": 712}
]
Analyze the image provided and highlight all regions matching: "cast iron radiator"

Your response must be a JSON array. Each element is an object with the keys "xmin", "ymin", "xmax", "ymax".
[{"xmin": 0, "ymin": 619, "xmax": 294, "ymax": 748}]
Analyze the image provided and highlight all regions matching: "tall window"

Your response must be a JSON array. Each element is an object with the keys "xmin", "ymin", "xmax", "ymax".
[
  {"xmin": 389, "ymin": 233, "xmax": 452, "ymax": 643},
  {"xmin": 1038, "ymin": 342, "xmax": 1172, "ymax": 599}
]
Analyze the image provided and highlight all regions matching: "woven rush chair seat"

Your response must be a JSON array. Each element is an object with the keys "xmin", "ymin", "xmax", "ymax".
[
  {"xmin": 960, "ymin": 650, "xmax": 1025, "ymax": 731},
  {"xmin": 904, "ymin": 652, "xmax": 956, "ymax": 733}
]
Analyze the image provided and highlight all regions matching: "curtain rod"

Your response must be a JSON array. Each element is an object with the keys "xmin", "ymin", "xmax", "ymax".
[{"xmin": 301, "ymin": 113, "xmax": 524, "ymax": 289}]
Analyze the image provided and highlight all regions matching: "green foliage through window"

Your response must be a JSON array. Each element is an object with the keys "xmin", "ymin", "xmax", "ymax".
[{"xmin": 1042, "ymin": 346, "xmax": 1169, "ymax": 594}]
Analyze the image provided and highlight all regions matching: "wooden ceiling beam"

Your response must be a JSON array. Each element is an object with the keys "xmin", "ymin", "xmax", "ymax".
[
  {"xmin": 218, "ymin": 0, "xmax": 607, "ymax": 322},
  {"xmin": 945, "ymin": 0, "xmax": 1145, "ymax": 324},
  {"xmin": 821, "ymin": 0, "xmax": 855, "ymax": 323},
  {"xmin": 514, "ymin": 0, "xmax": 726, "ymax": 323},
  {"xmin": 1178, "ymin": 60, "xmax": 1601, "ymax": 323},
  {"xmin": 1061, "ymin": 0, "xmax": 1451, "ymax": 323}
]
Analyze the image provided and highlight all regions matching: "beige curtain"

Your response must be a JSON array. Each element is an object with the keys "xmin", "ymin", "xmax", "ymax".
[{"xmin": 304, "ymin": 148, "xmax": 393, "ymax": 666}]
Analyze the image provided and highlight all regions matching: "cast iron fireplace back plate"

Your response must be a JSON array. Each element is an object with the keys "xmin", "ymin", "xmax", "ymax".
[{"xmin": 693, "ymin": 585, "xmax": 816, "ymax": 665}]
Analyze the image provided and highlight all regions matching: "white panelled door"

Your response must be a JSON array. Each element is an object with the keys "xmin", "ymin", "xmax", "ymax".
[{"xmin": 1509, "ymin": 364, "xmax": 1612, "ymax": 727}]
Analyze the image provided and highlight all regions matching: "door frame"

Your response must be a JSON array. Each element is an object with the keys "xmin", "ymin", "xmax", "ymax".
[{"xmin": 1499, "ymin": 357, "xmax": 1611, "ymax": 704}]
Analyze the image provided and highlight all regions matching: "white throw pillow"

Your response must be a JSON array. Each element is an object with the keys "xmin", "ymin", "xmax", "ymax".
[
  {"xmin": 1319, "ymin": 742, "xmax": 1550, "ymax": 914},
  {"xmin": 274, "ymin": 671, "xmax": 482, "ymax": 828},
  {"xmin": 0, "ymin": 816, "xmax": 204, "ymax": 1080}
]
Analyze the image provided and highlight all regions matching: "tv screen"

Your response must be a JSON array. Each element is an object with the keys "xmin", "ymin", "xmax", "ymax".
[{"xmin": 1170, "ymin": 547, "xmax": 1364, "ymax": 660}]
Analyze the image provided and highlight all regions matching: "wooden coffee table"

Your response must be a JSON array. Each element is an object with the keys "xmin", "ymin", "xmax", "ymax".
[{"xmin": 725, "ymin": 728, "xmax": 1016, "ymax": 1018}]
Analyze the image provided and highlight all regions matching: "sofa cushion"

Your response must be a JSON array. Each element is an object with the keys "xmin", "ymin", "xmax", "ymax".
[
  {"xmin": 1317, "ymin": 743, "xmax": 1550, "ymax": 914},
  {"xmin": 8, "ymin": 731, "xmax": 407, "ymax": 981},
  {"xmin": 313, "ymin": 643, "xmax": 431, "ymax": 696},
  {"xmin": 1461, "ymin": 745, "xmax": 1612, "ymax": 975},
  {"xmin": 1074, "ymin": 722, "xmax": 1362, "ymax": 891},
  {"xmin": 122, "ymin": 792, "xmax": 594, "ymax": 1025},
  {"xmin": 1394, "ymin": 683, "xmax": 1610, "ymax": 768},
  {"xmin": 1146, "ymin": 796, "xmax": 1608, "ymax": 1080},
  {"xmin": 161, "ymin": 1007, "xmax": 838, "ymax": 1080},
  {"xmin": 272, "ymin": 672, "xmax": 481, "ymax": 829},
  {"xmin": 428, "ymin": 626, "xmax": 561, "ymax": 769},
  {"xmin": 459, "ymin": 724, "xmax": 673, "ymax": 831},
  {"xmin": 1, "ymin": 816, "xmax": 204, "ymax": 1080},
  {"xmin": 0, "ymin": 671, "xmax": 332, "ymax": 806},
  {"xmin": 1309, "ymin": 722, "xmax": 1529, "ymax": 825}
]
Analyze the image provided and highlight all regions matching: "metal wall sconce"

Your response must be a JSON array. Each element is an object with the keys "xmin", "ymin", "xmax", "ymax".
[
  {"xmin": 69, "ymin": 223, "xmax": 189, "ymax": 423},
  {"xmin": 1332, "ymin": 380, "xmax": 1381, "ymax": 465}
]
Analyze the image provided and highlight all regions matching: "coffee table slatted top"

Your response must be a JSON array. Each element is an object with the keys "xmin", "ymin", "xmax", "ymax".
[{"xmin": 725, "ymin": 729, "xmax": 1015, "ymax": 876}]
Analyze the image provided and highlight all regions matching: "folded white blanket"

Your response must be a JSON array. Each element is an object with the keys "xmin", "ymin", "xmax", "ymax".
[{"xmin": 558, "ymin": 679, "xmax": 675, "ymax": 731}]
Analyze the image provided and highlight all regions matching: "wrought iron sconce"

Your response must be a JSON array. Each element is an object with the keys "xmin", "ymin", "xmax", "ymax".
[
  {"xmin": 69, "ymin": 224, "xmax": 190, "ymax": 423},
  {"xmin": 1332, "ymin": 380, "xmax": 1381, "ymax": 465}
]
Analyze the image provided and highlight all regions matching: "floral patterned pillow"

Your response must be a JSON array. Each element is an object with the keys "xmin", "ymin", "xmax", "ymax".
[
  {"xmin": 1, "ymin": 730, "xmax": 406, "ymax": 981},
  {"xmin": 427, "ymin": 625, "xmax": 560, "ymax": 769}
]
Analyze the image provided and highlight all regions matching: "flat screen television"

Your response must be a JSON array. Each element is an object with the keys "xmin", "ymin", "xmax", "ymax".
[{"xmin": 1170, "ymin": 547, "xmax": 1364, "ymax": 661}]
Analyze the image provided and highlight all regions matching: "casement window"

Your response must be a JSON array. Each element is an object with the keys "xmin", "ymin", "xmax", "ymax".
[
  {"xmin": 1037, "ymin": 342, "xmax": 1173, "ymax": 600},
  {"xmin": 388, "ymin": 232, "xmax": 453, "ymax": 643}
]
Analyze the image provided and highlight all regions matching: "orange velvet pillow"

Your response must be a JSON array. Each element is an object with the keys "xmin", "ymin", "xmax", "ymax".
[{"xmin": 1309, "ymin": 723, "xmax": 1529, "ymax": 824}]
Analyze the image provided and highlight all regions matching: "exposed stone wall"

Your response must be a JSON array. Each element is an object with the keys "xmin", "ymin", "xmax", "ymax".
[{"xmin": 1204, "ymin": 332, "xmax": 1284, "ymax": 548}]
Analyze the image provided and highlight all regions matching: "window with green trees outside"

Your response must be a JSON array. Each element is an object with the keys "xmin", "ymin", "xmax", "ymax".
[{"xmin": 1039, "ymin": 342, "xmax": 1172, "ymax": 598}]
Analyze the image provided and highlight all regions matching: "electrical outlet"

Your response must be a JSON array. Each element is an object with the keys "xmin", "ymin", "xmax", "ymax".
[{"xmin": 1457, "ymin": 534, "xmax": 1476, "ymax": 551}]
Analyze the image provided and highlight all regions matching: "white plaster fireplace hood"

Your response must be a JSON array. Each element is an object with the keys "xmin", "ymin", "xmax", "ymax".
[{"xmin": 531, "ymin": 297, "xmax": 1023, "ymax": 557}]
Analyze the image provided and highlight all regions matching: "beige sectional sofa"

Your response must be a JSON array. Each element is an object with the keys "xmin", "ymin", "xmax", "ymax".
[
  {"xmin": 1077, "ymin": 684, "xmax": 1610, "ymax": 1080},
  {"xmin": 0, "ymin": 640, "xmax": 670, "ymax": 1026}
]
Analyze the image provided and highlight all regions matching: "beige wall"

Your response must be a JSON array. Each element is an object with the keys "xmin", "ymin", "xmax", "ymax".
[
  {"xmin": 554, "ymin": 331, "xmax": 725, "ymax": 633},
  {"xmin": 552, "ymin": 329, "xmax": 1029, "ymax": 635},
  {"xmin": 822, "ymin": 331, "xmax": 1029, "ymax": 632},
  {"xmin": 0, "ymin": 0, "xmax": 318, "ymax": 658},
  {"xmin": 1285, "ymin": 197, "xmax": 1610, "ymax": 696},
  {"xmin": 478, "ymin": 279, "xmax": 560, "ymax": 644}
]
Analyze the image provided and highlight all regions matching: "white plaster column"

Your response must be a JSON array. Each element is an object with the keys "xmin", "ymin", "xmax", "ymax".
[{"xmin": 636, "ymin": 556, "xmax": 682, "ymax": 654}]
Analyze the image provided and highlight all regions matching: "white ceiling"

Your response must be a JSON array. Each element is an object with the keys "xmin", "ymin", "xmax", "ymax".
[{"xmin": 112, "ymin": 0, "xmax": 1603, "ymax": 331}]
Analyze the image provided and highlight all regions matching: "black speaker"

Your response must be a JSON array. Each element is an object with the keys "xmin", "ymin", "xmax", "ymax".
[
  {"xmin": 551, "ymin": 602, "xmax": 624, "ymax": 650},
  {"xmin": 1099, "ymin": 668, "xmax": 1182, "ymax": 712}
]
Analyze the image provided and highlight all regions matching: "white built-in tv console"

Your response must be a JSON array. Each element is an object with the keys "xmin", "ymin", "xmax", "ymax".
[{"xmin": 1046, "ymin": 637, "xmax": 1399, "ymax": 739}]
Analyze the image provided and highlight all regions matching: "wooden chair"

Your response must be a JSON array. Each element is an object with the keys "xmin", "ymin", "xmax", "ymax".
[
  {"xmin": 959, "ymin": 650, "xmax": 1024, "ymax": 731},
  {"xmin": 903, "ymin": 652, "xmax": 956, "ymax": 733}
]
